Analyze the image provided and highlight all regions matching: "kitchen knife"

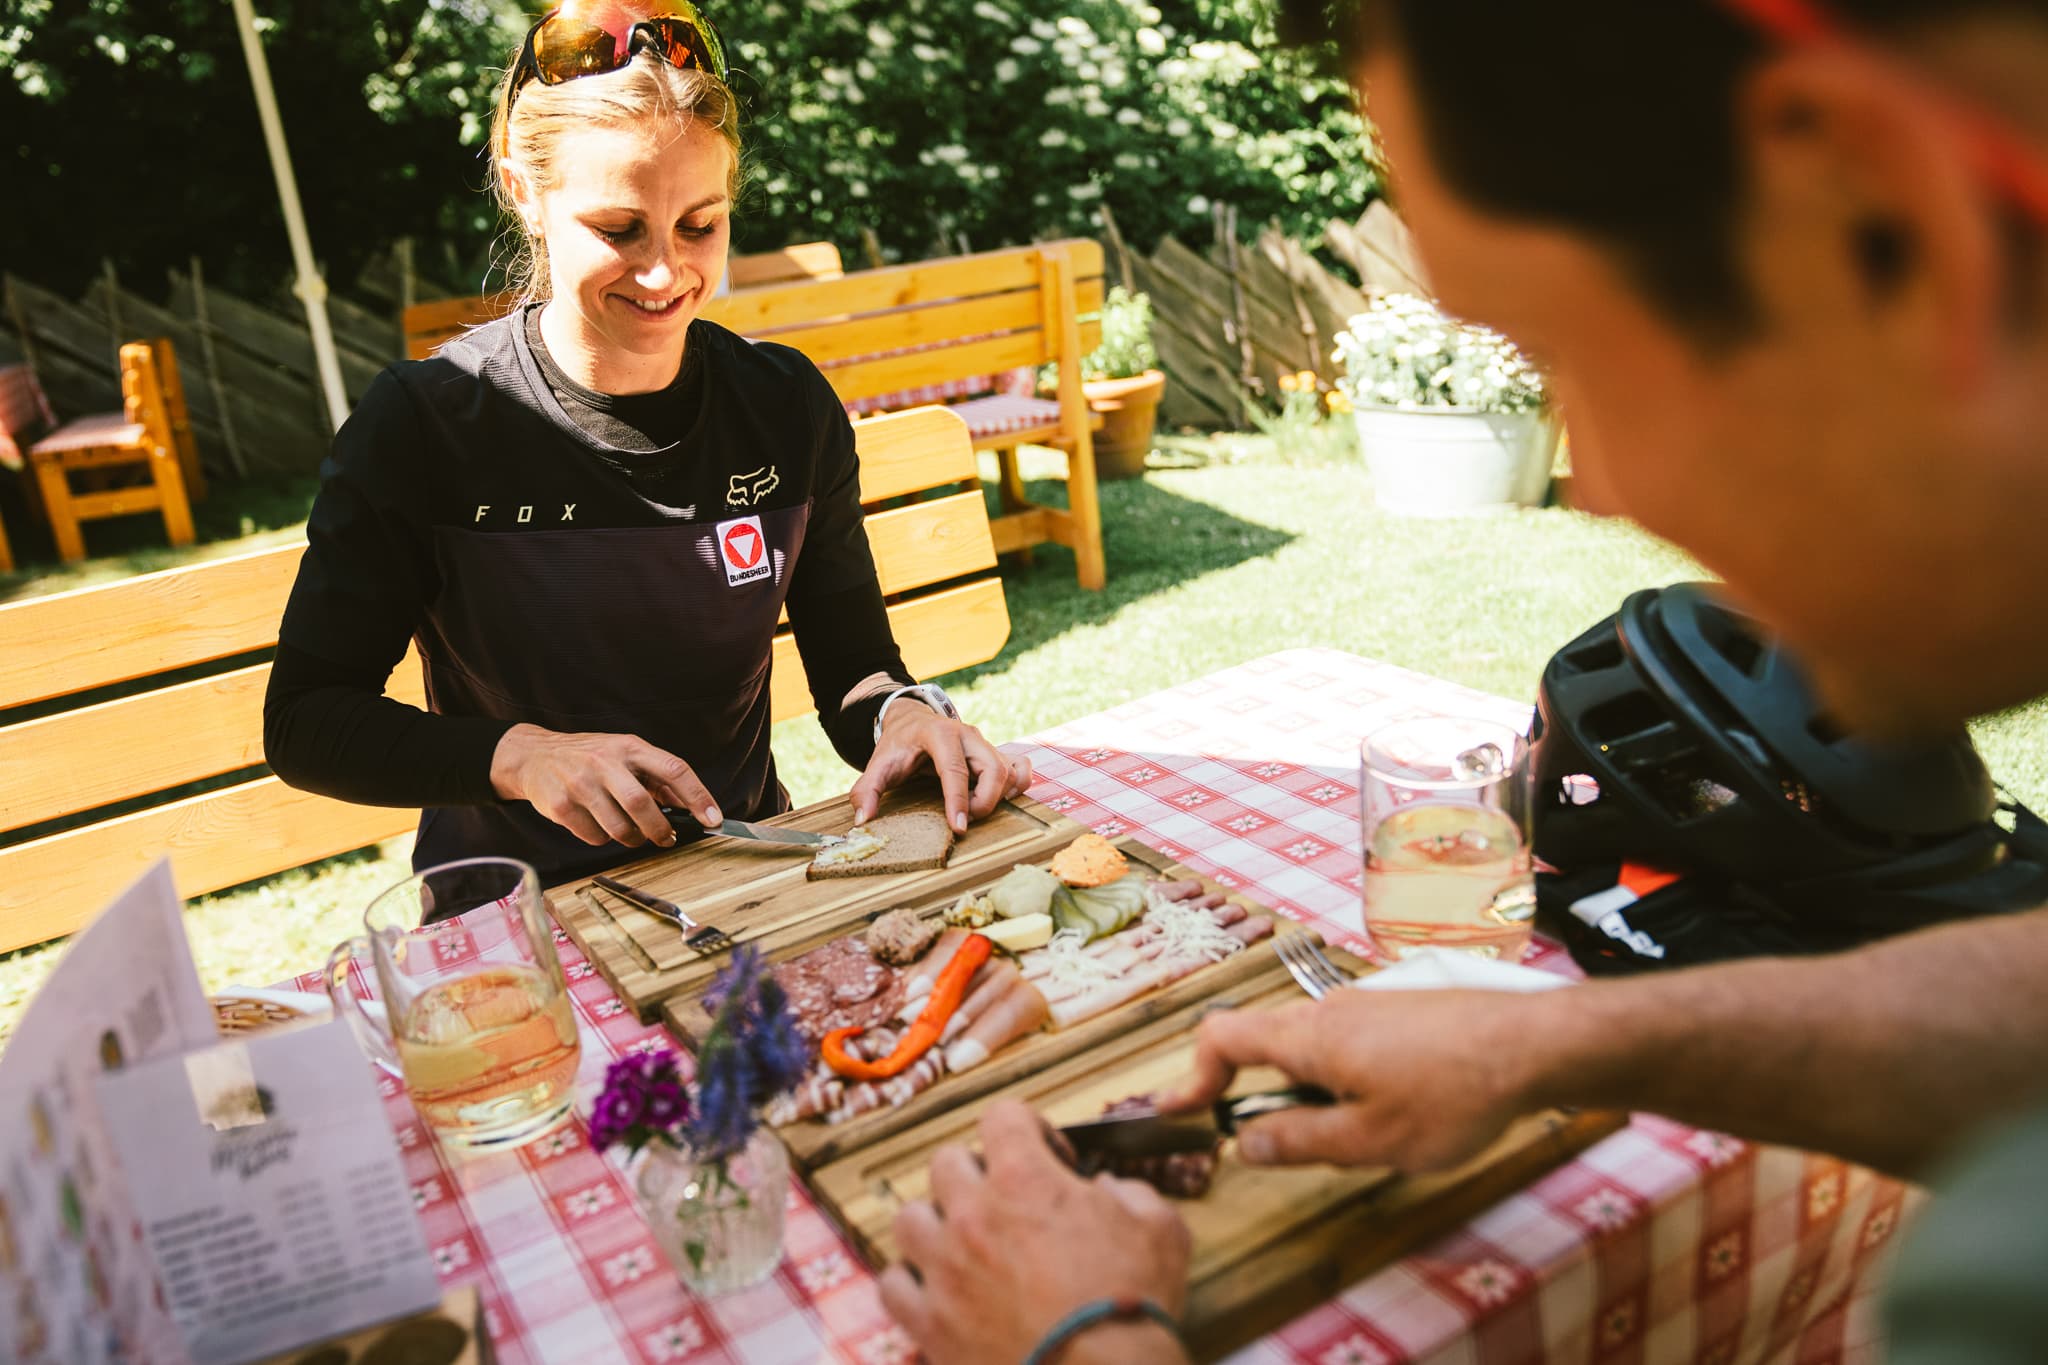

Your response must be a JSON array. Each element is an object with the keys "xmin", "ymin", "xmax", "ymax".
[
  {"xmin": 1056, "ymin": 1084, "xmax": 1338, "ymax": 1161},
  {"xmin": 659, "ymin": 809, "xmax": 845, "ymax": 849}
]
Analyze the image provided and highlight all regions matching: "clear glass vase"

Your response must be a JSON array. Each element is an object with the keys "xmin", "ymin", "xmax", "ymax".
[{"xmin": 634, "ymin": 1129, "xmax": 789, "ymax": 1296}]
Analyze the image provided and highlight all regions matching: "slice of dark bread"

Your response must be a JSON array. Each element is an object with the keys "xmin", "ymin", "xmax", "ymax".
[{"xmin": 807, "ymin": 809, "xmax": 954, "ymax": 880}]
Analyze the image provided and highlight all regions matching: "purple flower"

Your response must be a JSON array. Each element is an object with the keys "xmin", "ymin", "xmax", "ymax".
[{"xmin": 643, "ymin": 1081, "xmax": 689, "ymax": 1129}]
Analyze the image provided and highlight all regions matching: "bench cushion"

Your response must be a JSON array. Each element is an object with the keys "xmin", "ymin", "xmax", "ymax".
[
  {"xmin": 950, "ymin": 394, "xmax": 1065, "ymax": 440},
  {"xmin": 30, "ymin": 415, "xmax": 146, "ymax": 457}
]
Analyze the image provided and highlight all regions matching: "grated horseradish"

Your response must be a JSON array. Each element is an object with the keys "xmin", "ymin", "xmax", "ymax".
[{"xmin": 813, "ymin": 827, "xmax": 888, "ymax": 867}]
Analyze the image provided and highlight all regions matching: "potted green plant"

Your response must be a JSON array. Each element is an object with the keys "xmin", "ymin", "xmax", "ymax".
[
  {"xmin": 1081, "ymin": 286, "xmax": 1167, "ymax": 480},
  {"xmin": 1332, "ymin": 293, "xmax": 1557, "ymax": 514}
]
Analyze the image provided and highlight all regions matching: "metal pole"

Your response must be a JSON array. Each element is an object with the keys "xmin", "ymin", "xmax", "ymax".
[{"xmin": 228, "ymin": 0, "xmax": 350, "ymax": 432}]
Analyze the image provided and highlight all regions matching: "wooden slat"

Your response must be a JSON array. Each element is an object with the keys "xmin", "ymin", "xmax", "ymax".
[
  {"xmin": 763, "ymin": 278, "xmax": 1106, "ymax": 369},
  {"xmin": 768, "ymin": 578, "xmax": 1009, "ymax": 722},
  {"xmin": 822, "ymin": 319, "xmax": 1102, "ymax": 404},
  {"xmin": 704, "ymin": 240, "xmax": 1104, "ymax": 337},
  {"xmin": 729, "ymin": 241, "xmax": 844, "ymax": 289},
  {"xmin": 862, "ymin": 492, "xmax": 997, "ymax": 598},
  {"xmin": 0, "ymin": 541, "xmax": 303, "ymax": 708},
  {"xmin": 0, "ymin": 650, "xmax": 428, "ymax": 831},
  {"xmin": 0, "ymin": 777, "xmax": 417, "ymax": 953},
  {"xmin": 849, "ymin": 407, "xmax": 976, "ymax": 501},
  {"xmin": 66, "ymin": 486, "xmax": 170, "ymax": 520},
  {"xmin": 401, "ymin": 293, "xmax": 518, "ymax": 354}
]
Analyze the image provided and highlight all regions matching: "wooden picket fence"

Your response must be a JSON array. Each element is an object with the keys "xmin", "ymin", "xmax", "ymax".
[
  {"xmin": 0, "ymin": 250, "xmax": 435, "ymax": 482},
  {"xmin": 1099, "ymin": 202, "xmax": 1428, "ymax": 429}
]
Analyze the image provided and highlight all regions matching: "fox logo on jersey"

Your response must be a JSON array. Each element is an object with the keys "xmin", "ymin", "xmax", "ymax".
[{"xmin": 726, "ymin": 466, "xmax": 780, "ymax": 507}]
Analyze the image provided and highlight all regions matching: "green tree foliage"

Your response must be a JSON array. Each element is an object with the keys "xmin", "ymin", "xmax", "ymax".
[
  {"xmin": 1, "ymin": 0, "xmax": 521, "ymax": 296},
  {"xmin": 2, "ymin": 0, "xmax": 1372, "ymax": 295},
  {"xmin": 723, "ymin": 0, "xmax": 1377, "ymax": 259}
]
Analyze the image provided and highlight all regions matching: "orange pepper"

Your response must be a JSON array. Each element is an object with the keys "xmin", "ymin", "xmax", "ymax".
[{"xmin": 822, "ymin": 933, "xmax": 992, "ymax": 1081}]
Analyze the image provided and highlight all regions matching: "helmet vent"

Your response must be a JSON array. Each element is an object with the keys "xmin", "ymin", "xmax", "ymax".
[
  {"xmin": 1563, "ymin": 632, "xmax": 1625, "ymax": 675},
  {"xmin": 1583, "ymin": 692, "xmax": 1669, "ymax": 749},
  {"xmin": 1647, "ymin": 767, "xmax": 1741, "ymax": 822}
]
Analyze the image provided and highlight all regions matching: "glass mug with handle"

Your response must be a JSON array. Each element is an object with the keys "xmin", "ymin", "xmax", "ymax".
[
  {"xmin": 1360, "ymin": 716, "xmax": 1537, "ymax": 962},
  {"xmin": 327, "ymin": 857, "xmax": 581, "ymax": 1152}
]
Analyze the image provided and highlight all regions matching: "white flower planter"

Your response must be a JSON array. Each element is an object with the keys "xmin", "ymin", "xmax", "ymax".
[{"xmin": 1352, "ymin": 404, "xmax": 1558, "ymax": 515}]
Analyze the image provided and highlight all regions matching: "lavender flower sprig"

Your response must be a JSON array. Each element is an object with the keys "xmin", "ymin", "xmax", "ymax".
[
  {"xmin": 683, "ymin": 945, "xmax": 812, "ymax": 1163},
  {"xmin": 587, "ymin": 945, "xmax": 812, "ymax": 1164}
]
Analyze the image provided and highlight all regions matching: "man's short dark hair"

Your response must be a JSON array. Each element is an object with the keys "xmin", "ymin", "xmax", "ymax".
[{"xmin": 1281, "ymin": 1, "xmax": 2047, "ymax": 345}]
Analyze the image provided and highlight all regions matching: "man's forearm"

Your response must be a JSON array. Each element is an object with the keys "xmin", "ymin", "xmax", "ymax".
[{"xmin": 1517, "ymin": 909, "xmax": 2048, "ymax": 1177}]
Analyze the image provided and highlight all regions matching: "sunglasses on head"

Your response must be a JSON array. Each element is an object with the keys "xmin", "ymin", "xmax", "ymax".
[
  {"xmin": 1714, "ymin": 0, "xmax": 2048, "ymax": 230},
  {"xmin": 509, "ymin": 0, "xmax": 728, "ymax": 112}
]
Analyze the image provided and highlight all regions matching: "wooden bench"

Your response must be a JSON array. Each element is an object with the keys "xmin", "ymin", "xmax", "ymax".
[
  {"xmin": 0, "ymin": 340, "xmax": 205, "ymax": 565},
  {"xmin": 0, "ymin": 405, "xmax": 1005, "ymax": 953},
  {"xmin": 399, "ymin": 241, "xmax": 847, "ymax": 361},
  {"xmin": 704, "ymin": 241, "xmax": 1109, "ymax": 589},
  {"xmin": 402, "ymin": 242, "xmax": 1110, "ymax": 589}
]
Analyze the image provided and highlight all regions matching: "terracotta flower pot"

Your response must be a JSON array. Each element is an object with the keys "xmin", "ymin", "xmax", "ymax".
[{"xmin": 1084, "ymin": 369, "xmax": 1167, "ymax": 480}]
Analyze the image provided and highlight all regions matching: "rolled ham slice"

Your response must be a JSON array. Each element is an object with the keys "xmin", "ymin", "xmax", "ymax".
[{"xmin": 942, "ymin": 978, "xmax": 1051, "ymax": 1072}]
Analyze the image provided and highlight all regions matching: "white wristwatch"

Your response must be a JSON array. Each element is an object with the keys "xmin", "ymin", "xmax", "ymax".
[{"xmin": 873, "ymin": 682, "xmax": 961, "ymax": 743}]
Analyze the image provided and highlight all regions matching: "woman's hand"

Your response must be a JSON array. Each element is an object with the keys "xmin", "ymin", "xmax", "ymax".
[
  {"xmin": 850, "ymin": 702, "xmax": 1032, "ymax": 834},
  {"xmin": 490, "ymin": 723, "xmax": 722, "ymax": 848},
  {"xmin": 1157, "ymin": 988, "xmax": 1546, "ymax": 1174},
  {"xmin": 880, "ymin": 1102, "xmax": 1193, "ymax": 1365}
]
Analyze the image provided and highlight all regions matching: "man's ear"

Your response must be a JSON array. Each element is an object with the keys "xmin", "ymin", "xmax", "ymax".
[{"xmin": 1735, "ymin": 48, "xmax": 2002, "ymax": 397}]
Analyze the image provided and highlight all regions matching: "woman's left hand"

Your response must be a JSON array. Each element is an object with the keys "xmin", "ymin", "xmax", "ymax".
[{"xmin": 850, "ymin": 702, "xmax": 1032, "ymax": 834}]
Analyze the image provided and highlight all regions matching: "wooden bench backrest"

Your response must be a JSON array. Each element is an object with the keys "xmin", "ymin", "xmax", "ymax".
[
  {"xmin": 119, "ymin": 341, "xmax": 176, "ymax": 461},
  {"xmin": 0, "ymin": 362, "xmax": 53, "ymax": 470},
  {"xmin": 0, "ymin": 406, "xmax": 1005, "ymax": 952},
  {"xmin": 399, "ymin": 241, "xmax": 849, "ymax": 360},
  {"xmin": 699, "ymin": 240, "xmax": 1105, "ymax": 406}
]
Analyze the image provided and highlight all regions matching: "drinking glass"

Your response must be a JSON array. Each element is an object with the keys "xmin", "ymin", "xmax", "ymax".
[
  {"xmin": 326, "ymin": 857, "xmax": 580, "ymax": 1152},
  {"xmin": 1360, "ymin": 716, "xmax": 1536, "ymax": 961}
]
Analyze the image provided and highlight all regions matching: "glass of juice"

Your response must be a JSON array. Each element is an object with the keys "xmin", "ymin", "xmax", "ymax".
[
  {"xmin": 1360, "ymin": 716, "xmax": 1536, "ymax": 962},
  {"xmin": 326, "ymin": 857, "xmax": 580, "ymax": 1152}
]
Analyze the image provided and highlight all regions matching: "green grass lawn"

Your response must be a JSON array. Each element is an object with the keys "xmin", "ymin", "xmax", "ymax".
[{"xmin": 4, "ymin": 440, "xmax": 2043, "ymax": 1042}]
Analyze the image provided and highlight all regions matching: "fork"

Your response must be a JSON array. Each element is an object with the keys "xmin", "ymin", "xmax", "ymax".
[
  {"xmin": 1274, "ymin": 932, "xmax": 1353, "ymax": 1000},
  {"xmin": 590, "ymin": 875, "xmax": 733, "ymax": 953}
]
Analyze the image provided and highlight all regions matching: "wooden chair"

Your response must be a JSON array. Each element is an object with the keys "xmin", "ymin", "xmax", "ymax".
[
  {"xmin": 0, "ymin": 406, "xmax": 1005, "ymax": 953},
  {"xmin": 398, "ymin": 241, "xmax": 847, "ymax": 360},
  {"xmin": 0, "ymin": 343, "xmax": 201, "ymax": 563}
]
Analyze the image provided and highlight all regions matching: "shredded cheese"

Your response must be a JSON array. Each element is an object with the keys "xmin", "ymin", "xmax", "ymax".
[
  {"xmin": 1024, "ymin": 928, "xmax": 1123, "ymax": 994},
  {"xmin": 1139, "ymin": 890, "xmax": 1246, "ymax": 964}
]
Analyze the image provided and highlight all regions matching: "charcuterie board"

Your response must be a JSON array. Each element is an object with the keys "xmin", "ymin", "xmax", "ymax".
[
  {"xmin": 805, "ymin": 961, "xmax": 1624, "ymax": 1360},
  {"xmin": 551, "ymin": 788, "xmax": 1095, "ymax": 1022}
]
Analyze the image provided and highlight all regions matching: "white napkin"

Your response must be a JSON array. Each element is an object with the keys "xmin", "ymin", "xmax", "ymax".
[{"xmin": 1351, "ymin": 946, "xmax": 1574, "ymax": 994}]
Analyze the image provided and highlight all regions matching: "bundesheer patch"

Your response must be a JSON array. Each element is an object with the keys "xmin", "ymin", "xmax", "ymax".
[{"xmin": 716, "ymin": 515, "xmax": 771, "ymax": 586}]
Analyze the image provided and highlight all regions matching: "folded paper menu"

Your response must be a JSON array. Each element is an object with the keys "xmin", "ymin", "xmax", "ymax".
[{"xmin": 0, "ymin": 861, "xmax": 441, "ymax": 1365}]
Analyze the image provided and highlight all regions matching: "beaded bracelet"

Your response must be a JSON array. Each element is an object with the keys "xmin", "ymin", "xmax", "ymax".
[{"xmin": 1020, "ymin": 1296, "xmax": 1183, "ymax": 1365}]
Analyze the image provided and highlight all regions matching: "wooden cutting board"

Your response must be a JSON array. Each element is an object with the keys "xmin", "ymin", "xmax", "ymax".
[
  {"xmin": 805, "ymin": 964, "xmax": 1624, "ymax": 1360},
  {"xmin": 685, "ymin": 919, "xmax": 1313, "ymax": 1169},
  {"xmin": 551, "ymin": 787, "xmax": 1094, "ymax": 1022}
]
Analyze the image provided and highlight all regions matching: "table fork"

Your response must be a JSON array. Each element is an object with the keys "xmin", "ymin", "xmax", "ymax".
[
  {"xmin": 590, "ymin": 875, "xmax": 732, "ymax": 953},
  {"xmin": 1275, "ymin": 932, "xmax": 1353, "ymax": 1000}
]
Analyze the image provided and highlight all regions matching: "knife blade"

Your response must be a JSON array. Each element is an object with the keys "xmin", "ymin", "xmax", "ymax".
[
  {"xmin": 659, "ymin": 809, "xmax": 844, "ymax": 849},
  {"xmin": 1056, "ymin": 1084, "xmax": 1337, "ymax": 1161}
]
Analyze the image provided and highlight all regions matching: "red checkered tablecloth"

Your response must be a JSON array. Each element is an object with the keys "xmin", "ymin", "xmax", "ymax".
[{"xmin": 290, "ymin": 648, "xmax": 1916, "ymax": 1363}]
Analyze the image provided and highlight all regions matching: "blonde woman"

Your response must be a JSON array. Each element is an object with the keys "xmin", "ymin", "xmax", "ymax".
[{"xmin": 266, "ymin": 0, "xmax": 1022, "ymax": 884}]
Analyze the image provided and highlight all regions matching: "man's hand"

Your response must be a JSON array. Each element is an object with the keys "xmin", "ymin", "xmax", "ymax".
[
  {"xmin": 880, "ymin": 1102, "xmax": 1193, "ymax": 1365},
  {"xmin": 1159, "ymin": 989, "xmax": 1544, "ymax": 1173},
  {"xmin": 490, "ymin": 723, "xmax": 719, "ymax": 848},
  {"xmin": 851, "ymin": 702, "xmax": 1031, "ymax": 834}
]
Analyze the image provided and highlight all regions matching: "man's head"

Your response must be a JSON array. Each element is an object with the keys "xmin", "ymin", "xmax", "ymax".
[{"xmin": 1291, "ymin": 1, "xmax": 2048, "ymax": 734}]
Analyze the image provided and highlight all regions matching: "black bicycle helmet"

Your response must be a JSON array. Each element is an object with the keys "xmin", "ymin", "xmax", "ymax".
[{"xmin": 1530, "ymin": 582, "xmax": 2048, "ymax": 953}]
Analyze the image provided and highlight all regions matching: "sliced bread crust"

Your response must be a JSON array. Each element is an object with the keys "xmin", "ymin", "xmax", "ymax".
[{"xmin": 807, "ymin": 809, "xmax": 955, "ymax": 880}]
